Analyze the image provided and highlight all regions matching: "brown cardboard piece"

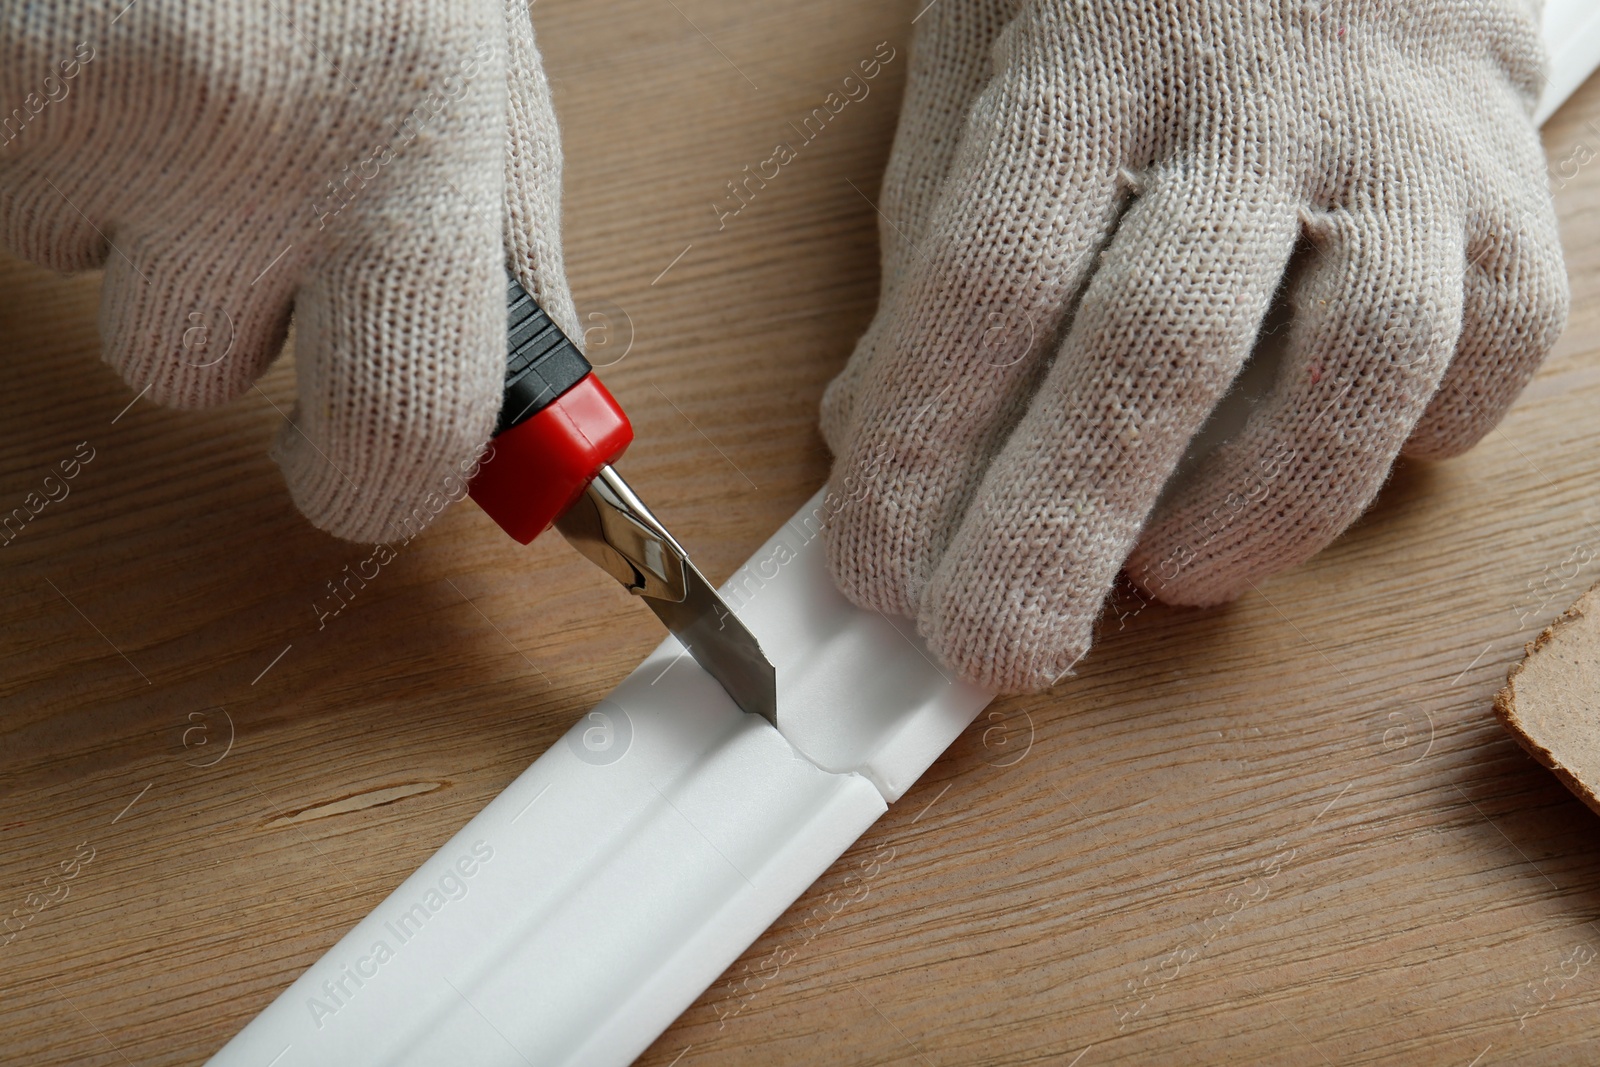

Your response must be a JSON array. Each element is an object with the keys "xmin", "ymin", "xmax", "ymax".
[{"xmin": 1496, "ymin": 582, "xmax": 1600, "ymax": 816}]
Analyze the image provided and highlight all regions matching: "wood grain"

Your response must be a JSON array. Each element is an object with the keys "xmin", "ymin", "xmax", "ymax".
[{"xmin": 4, "ymin": 2, "xmax": 1600, "ymax": 1064}]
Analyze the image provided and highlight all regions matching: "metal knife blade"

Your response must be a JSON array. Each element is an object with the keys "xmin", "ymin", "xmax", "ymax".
[{"xmin": 554, "ymin": 465, "xmax": 778, "ymax": 725}]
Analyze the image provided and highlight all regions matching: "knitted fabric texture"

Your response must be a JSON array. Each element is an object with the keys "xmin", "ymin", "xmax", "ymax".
[
  {"xmin": 822, "ymin": 0, "xmax": 1568, "ymax": 692},
  {"xmin": 0, "ymin": 0, "xmax": 575, "ymax": 543}
]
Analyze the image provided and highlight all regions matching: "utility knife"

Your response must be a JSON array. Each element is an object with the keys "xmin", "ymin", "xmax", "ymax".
[{"xmin": 467, "ymin": 273, "xmax": 777, "ymax": 725}]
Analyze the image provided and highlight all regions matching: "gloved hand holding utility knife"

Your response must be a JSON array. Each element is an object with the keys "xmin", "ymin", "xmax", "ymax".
[
  {"xmin": 0, "ymin": 0, "xmax": 776, "ymax": 718},
  {"xmin": 0, "ymin": 0, "xmax": 1568, "ymax": 694}
]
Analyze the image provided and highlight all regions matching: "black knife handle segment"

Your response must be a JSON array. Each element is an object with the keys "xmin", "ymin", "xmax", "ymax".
[{"xmin": 496, "ymin": 272, "xmax": 591, "ymax": 436}]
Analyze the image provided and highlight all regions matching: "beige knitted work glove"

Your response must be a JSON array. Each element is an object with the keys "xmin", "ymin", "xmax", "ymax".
[
  {"xmin": 1, "ymin": 0, "xmax": 573, "ymax": 542},
  {"xmin": 823, "ymin": 0, "xmax": 1568, "ymax": 692}
]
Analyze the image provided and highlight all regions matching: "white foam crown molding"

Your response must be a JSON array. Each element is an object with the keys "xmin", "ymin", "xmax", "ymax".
[
  {"xmin": 209, "ymin": 490, "xmax": 989, "ymax": 1067},
  {"xmin": 209, "ymin": 17, "xmax": 1598, "ymax": 1066}
]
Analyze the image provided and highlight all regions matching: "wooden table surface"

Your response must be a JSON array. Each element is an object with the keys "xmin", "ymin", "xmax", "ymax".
[{"xmin": 5, "ymin": 3, "xmax": 1600, "ymax": 1064}]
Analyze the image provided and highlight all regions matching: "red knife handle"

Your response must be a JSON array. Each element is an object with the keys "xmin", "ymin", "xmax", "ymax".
[{"xmin": 468, "ymin": 274, "xmax": 634, "ymax": 544}]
